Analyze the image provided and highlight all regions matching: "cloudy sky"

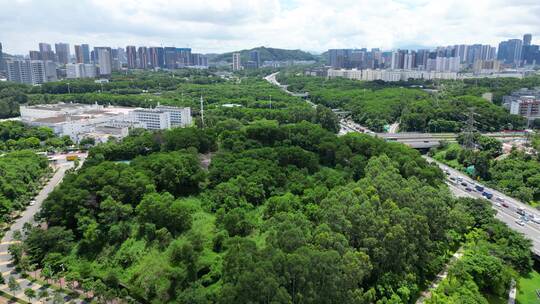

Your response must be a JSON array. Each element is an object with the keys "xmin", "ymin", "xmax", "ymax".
[{"xmin": 1, "ymin": 0, "xmax": 539, "ymax": 55}]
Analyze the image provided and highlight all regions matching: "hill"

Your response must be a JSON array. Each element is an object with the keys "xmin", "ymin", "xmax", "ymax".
[{"xmin": 210, "ymin": 46, "xmax": 318, "ymax": 63}]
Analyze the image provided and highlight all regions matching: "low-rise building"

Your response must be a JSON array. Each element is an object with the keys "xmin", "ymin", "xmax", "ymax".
[
  {"xmin": 326, "ymin": 68, "xmax": 458, "ymax": 82},
  {"xmin": 503, "ymin": 88, "xmax": 540, "ymax": 126},
  {"xmin": 20, "ymin": 103, "xmax": 192, "ymax": 142}
]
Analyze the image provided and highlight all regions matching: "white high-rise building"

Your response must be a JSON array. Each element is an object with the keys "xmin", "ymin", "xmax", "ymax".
[
  {"xmin": 426, "ymin": 56, "xmax": 461, "ymax": 72},
  {"xmin": 96, "ymin": 48, "xmax": 112, "ymax": 76},
  {"xmin": 44, "ymin": 61, "xmax": 58, "ymax": 82},
  {"xmin": 67, "ymin": 63, "xmax": 97, "ymax": 79},
  {"xmin": 7, "ymin": 60, "xmax": 48, "ymax": 85},
  {"xmin": 403, "ymin": 54, "xmax": 414, "ymax": 70},
  {"xmin": 232, "ymin": 52, "xmax": 241, "ymax": 71},
  {"xmin": 390, "ymin": 52, "xmax": 399, "ymax": 69}
]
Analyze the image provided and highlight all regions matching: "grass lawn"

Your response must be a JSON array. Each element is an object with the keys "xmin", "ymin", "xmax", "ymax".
[{"xmin": 517, "ymin": 270, "xmax": 540, "ymax": 304}]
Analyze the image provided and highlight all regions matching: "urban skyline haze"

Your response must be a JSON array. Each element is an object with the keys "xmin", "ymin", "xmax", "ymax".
[{"xmin": 1, "ymin": 0, "xmax": 539, "ymax": 54}]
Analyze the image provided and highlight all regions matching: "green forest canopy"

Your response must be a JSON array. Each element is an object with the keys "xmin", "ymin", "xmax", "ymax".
[
  {"xmin": 14, "ymin": 120, "xmax": 533, "ymax": 303},
  {"xmin": 277, "ymin": 74, "xmax": 535, "ymax": 132}
]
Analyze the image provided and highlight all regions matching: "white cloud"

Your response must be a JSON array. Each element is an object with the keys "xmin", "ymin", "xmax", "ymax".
[{"xmin": 0, "ymin": 0, "xmax": 539, "ymax": 54}]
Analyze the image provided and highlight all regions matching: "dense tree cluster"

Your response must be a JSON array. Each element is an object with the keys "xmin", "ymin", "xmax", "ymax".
[
  {"xmin": 15, "ymin": 120, "xmax": 525, "ymax": 303},
  {"xmin": 277, "ymin": 74, "xmax": 529, "ymax": 132},
  {"xmin": 0, "ymin": 151, "xmax": 49, "ymax": 224},
  {"xmin": 0, "ymin": 121, "xmax": 72, "ymax": 151},
  {"xmin": 427, "ymin": 199, "xmax": 532, "ymax": 303}
]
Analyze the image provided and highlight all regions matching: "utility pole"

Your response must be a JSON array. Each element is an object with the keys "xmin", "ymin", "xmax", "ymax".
[{"xmin": 200, "ymin": 95, "xmax": 205, "ymax": 128}]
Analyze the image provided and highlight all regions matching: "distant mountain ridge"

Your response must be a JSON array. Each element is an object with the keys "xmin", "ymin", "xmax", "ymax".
[{"xmin": 209, "ymin": 46, "xmax": 318, "ymax": 63}]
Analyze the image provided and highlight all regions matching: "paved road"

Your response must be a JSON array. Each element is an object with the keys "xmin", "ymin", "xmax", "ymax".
[
  {"xmin": 0, "ymin": 155, "xmax": 87, "ymax": 303},
  {"xmin": 425, "ymin": 156, "xmax": 540, "ymax": 256}
]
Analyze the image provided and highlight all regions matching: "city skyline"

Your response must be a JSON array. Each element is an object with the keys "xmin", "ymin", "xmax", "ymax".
[{"xmin": 1, "ymin": 0, "xmax": 539, "ymax": 55}]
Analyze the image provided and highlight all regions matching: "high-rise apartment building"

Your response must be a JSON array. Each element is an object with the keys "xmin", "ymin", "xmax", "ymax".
[
  {"xmin": 39, "ymin": 43, "xmax": 55, "ymax": 61},
  {"xmin": 137, "ymin": 46, "xmax": 148, "ymax": 69},
  {"xmin": 0, "ymin": 42, "xmax": 4, "ymax": 73},
  {"xmin": 177, "ymin": 48, "xmax": 192, "ymax": 67},
  {"xmin": 190, "ymin": 53, "xmax": 208, "ymax": 67},
  {"xmin": 497, "ymin": 39, "xmax": 523, "ymax": 65},
  {"xmin": 7, "ymin": 60, "xmax": 31, "ymax": 84},
  {"xmin": 328, "ymin": 49, "xmax": 351, "ymax": 68},
  {"xmin": 523, "ymin": 34, "xmax": 532, "ymax": 46},
  {"xmin": 55, "ymin": 43, "xmax": 70, "ymax": 64},
  {"xmin": 390, "ymin": 50, "xmax": 409, "ymax": 69},
  {"xmin": 248, "ymin": 50, "xmax": 260, "ymax": 69},
  {"xmin": 126, "ymin": 46, "xmax": 137, "ymax": 69},
  {"xmin": 116, "ymin": 48, "xmax": 126, "ymax": 65},
  {"xmin": 74, "ymin": 45, "xmax": 84, "ymax": 63},
  {"xmin": 29, "ymin": 50, "xmax": 41, "ymax": 60},
  {"xmin": 415, "ymin": 49, "xmax": 430, "ymax": 69},
  {"xmin": 164, "ymin": 47, "xmax": 177, "ymax": 69},
  {"xmin": 232, "ymin": 52, "xmax": 241, "ymax": 70},
  {"xmin": 81, "ymin": 44, "xmax": 90, "ymax": 63},
  {"xmin": 522, "ymin": 45, "xmax": 540, "ymax": 66},
  {"xmin": 7, "ymin": 60, "xmax": 48, "ymax": 84},
  {"xmin": 44, "ymin": 61, "xmax": 58, "ymax": 82},
  {"xmin": 66, "ymin": 63, "xmax": 97, "ymax": 79},
  {"xmin": 95, "ymin": 47, "xmax": 112, "ymax": 76},
  {"xmin": 149, "ymin": 47, "xmax": 164, "ymax": 68}
]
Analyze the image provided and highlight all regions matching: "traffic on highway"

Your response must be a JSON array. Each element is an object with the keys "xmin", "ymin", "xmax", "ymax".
[{"xmin": 425, "ymin": 156, "xmax": 540, "ymax": 255}]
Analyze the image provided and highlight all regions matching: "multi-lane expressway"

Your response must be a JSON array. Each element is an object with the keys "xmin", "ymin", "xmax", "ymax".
[{"xmin": 425, "ymin": 156, "xmax": 540, "ymax": 257}]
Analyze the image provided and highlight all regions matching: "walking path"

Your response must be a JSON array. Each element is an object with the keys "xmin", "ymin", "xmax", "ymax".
[
  {"xmin": 415, "ymin": 248, "xmax": 464, "ymax": 303},
  {"xmin": 0, "ymin": 157, "xmax": 87, "ymax": 303}
]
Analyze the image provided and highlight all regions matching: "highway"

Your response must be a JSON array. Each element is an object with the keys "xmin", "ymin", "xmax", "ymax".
[{"xmin": 425, "ymin": 156, "xmax": 540, "ymax": 256}]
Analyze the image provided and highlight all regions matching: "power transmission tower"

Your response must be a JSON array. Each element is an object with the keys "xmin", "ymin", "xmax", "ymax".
[{"xmin": 462, "ymin": 108, "xmax": 477, "ymax": 150}]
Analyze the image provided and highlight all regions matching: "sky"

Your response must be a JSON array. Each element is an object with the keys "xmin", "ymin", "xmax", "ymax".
[{"xmin": 1, "ymin": 0, "xmax": 539, "ymax": 55}]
